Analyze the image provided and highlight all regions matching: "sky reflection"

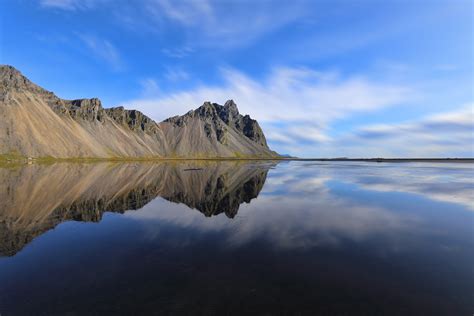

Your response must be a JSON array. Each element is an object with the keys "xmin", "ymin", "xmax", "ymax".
[{"xmin": 124, "ymin": 161, "xmax": 473, "ymax": 253}]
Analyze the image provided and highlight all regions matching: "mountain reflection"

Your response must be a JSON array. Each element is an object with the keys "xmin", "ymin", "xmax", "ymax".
[{"xmin": 0, "ymin": 162, "xmax": 273, "ymax": 256}]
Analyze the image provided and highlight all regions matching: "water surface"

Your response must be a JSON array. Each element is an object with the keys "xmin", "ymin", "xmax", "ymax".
[{"xmin": 0, "ymin": 161, "xmax": 473, "ymax": 315}]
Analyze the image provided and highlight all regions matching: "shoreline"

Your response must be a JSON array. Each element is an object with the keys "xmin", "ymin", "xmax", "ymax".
[{"xmin": 1, "ymin": 156, "xmax": 473, "ymax": 166}]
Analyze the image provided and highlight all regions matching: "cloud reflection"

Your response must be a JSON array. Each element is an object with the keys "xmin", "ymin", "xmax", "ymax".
[{"xmin": 128, "ymin": 161, "xmax": 473, "ymax": 251}]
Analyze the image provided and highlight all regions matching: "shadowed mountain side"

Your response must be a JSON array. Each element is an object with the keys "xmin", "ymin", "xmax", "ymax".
[
  {"xmin": 0, "ymin": 65, "xmax": 277, "ymax": 158},
  {"xmin": 0, "ymin": 161, "xmax": 273, "ymax": 256}
]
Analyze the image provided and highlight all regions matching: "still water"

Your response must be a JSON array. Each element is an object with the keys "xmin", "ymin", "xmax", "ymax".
[{"xmin": 0, "ymin": 161, "xmax": 473, "ymax": 315}]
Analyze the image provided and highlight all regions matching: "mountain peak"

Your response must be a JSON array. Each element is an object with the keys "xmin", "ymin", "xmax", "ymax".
[
  {"xmin": 224, "ymin": 99, "xmax": 239, "ymax": 113},
  {"xmin": 1, "ymin": 65, "xmax": 56, "ymax": 105},
  {"xmin": 161, "ymin": 100, "xmax": 270, "ymax": 150},
  {"xmin": 194, "ymin": 101, "xmax": 218, "ymax": 118},
  {"xmin": 1, "ymin": 65, "xmax": 33, "ymax": 90},
  {"xmin": 0, "ymin": 65, "xmax": 21, "ymax": 77}
]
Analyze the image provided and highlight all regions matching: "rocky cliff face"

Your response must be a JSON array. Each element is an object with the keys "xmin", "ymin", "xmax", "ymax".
[
  {"xmin": 216, "ymin": 100, "xmax": 268, "ymax": 147},
  {"xmin": 160, "ymin": 101, "xmax": 276, "ymax": 157},
  {"xmin": 105, "ymin": 107, "xmax": 162, "ymax": 135},
  {"xmin": 0, "ymin": 65, "xmax": 278, "ymax": 158},
  {"xmin": 0, "ymin": 161, "xmax": 272, "ymax": 256},
  {"xmin": 165, "ymin": 100, "xmax": 268, "ymax": 147}
]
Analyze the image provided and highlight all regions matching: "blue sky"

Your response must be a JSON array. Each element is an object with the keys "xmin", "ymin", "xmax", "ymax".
[{"xmin": 1, "ymin": 0, "xmax": 473, "ymax": 157}]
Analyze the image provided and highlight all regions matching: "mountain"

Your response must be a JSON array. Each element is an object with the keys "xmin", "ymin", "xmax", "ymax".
[
  {"xmin": 0, "ymin": 161, "xmax": 272, "ymax": 256},
  {"xmin": 160, "ymin": 100, "xmax": 273, "ymax": 157},
  {"xmin": 0, "ymin": 65, "xmax": 278, "ymax": 159}
]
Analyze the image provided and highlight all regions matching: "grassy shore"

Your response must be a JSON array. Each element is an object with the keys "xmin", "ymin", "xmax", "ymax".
[
  {"xmin": 1, "ymin": 155, "xmax": 472, "ymax": 167},
  {"xmin": 0, "ymin": 155, "xmax": 285, "ymax": 167}
]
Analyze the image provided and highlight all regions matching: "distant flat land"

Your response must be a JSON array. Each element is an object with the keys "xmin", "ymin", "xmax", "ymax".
[{"xmin": 284, "ymin": 158, "xmax": 474, "ymax": 163}]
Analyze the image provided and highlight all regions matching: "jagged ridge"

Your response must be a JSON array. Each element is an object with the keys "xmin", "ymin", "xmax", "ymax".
[{"xmin": 0, "ymin": 65, "xmax": 278, "ymax": 158}]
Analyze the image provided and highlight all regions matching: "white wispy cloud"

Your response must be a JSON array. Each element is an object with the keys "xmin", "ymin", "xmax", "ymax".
[
  {"xmin": 118, "ymin": 66, "xmax": 411, "ymax": 153},
  {"xmin": 41, "ymin": 0, "xmax": 307, "ymax": 50},
  {"xmin": 149, "ymin": 0, "xmax": 214, "ymax": 26},
  {"xmin": 139, "ymin": 78, "xmax": 161, "ymax": 97},
  {"xmin": 77, "ymin": 34, "xmax": 123, "ymax": 71},
  {"xmin": 336, "ymin": 105, "xmax": 474, "ymax": 157},
  {"xmin": 145, "ymin": 0, "xmax": 307, "ymax": 48},
  {"xmin": 161, "ymin": 47, "xmax": 194, "ymax": 58},
  {"xmin": 164, "ymin": 68, "xmax": 190, "ymax": 82},
  {"xmin": 39, "ymin": 0, "xmax": 102, "ymax": 10},
  {"xmin": 121, "ymin": 67, "xmax": 409, "ymax": 121}
]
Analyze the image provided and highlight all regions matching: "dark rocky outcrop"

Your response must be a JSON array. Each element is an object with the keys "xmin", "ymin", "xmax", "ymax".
[
  {"xmin": 67, "ymin": 98, "xmax": 107, "ymax": 122},
  {"xmin": 217, "ymin": 100, "xmax": 268, "ymax": 147},
  {"xmin": 105, "ymin": 106, "xmax": 163, "ymax": 136}
]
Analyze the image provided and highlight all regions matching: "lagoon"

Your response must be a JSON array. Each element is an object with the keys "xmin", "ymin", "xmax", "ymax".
[{"xmin": 0, "ymin": 161, "xmax": 473, "ymax": 315}]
